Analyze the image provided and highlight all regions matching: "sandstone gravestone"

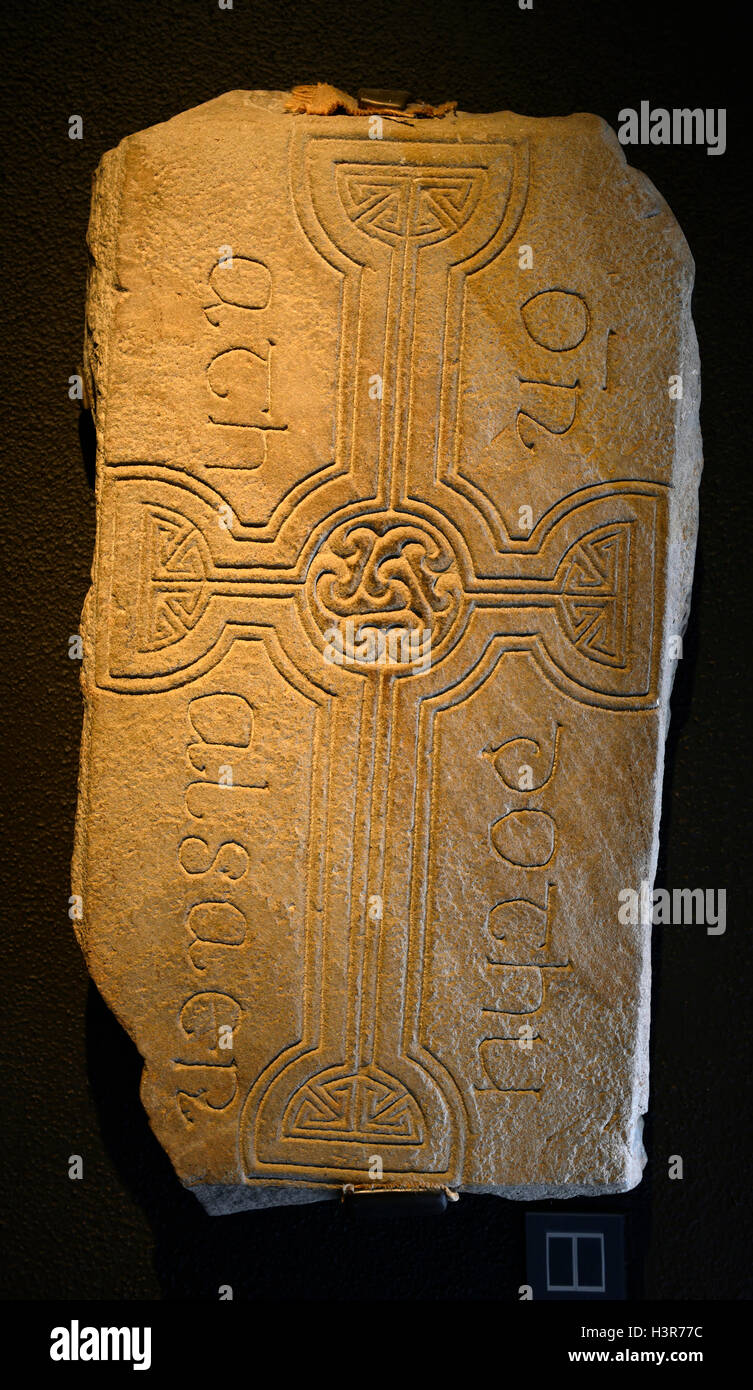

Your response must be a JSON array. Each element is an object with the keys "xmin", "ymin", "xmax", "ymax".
[{"xmin": 72, "ymin": 90, "xmax": 701, "ymax": 1212}]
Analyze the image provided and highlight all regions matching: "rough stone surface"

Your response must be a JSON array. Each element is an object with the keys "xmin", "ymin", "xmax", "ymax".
[{"xmin": 72, "ymin": 91, "xmax": 701, "ymax": 1212}]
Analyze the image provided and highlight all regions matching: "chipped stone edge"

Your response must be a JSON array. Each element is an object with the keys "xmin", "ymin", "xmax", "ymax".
[
  {"xmin": 610, "ymin": 122, "xmax": 703, "ymax": 1198},
  {"xmin": 71, "ymin": 139, "xmax": 130, "ymax": 969}
]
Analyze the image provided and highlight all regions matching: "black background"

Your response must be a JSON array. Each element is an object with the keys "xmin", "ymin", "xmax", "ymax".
[{"xmin": 3, "ymin": 0, "xmax": 750, "ymax": 1301}]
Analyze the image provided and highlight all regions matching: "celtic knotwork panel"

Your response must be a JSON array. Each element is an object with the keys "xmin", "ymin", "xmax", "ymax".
[
  {"xmin": 556, "ymin": 523, "xmax": 631, "ymax": 668},
  {"xmin": 141, "ymin": 507, "xmax": 210, "ymax": 651},
  {"xmin": 283, "ymin": 1066, "xmax": 424, "ymax": 1144},
  {"xmin": 306, "ymin": 510, "xmax": 464, "ymax": 670},
  {"xmin": 338, "ymin": 166, "xmax": 485, "ymax": 246}
]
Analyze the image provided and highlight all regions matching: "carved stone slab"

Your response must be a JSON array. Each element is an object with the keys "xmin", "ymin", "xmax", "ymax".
[{"xmin": 72, "ymin": 91, "xmax": 701, "ymax": 1211}]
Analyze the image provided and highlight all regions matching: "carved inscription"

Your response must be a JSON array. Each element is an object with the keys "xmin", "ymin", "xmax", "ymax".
[
  {"xmin": 478, "ymin": 722, "xmax": 570, "ymax": 1097},
  {"xmin": 173, "ymin": 693, "xmax": 265, "ymax": 1124},
  {"xmin": 517, "ymin": 290, "xmax": 590, "ymax": 450},
  {"xmin": 205, "ymin": 256, "xmax": 288, "ymax": 464}
]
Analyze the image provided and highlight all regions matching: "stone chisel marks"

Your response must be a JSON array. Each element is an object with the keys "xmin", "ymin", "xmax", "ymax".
[{"xmin": 72, "ymin": 91, "xmax": 701, "ymax": 1213}]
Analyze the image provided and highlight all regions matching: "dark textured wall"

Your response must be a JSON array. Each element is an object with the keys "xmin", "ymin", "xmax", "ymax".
[{"xmin": 4, "ymin": 0, "xmax": 750, "ymax": 1300}]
